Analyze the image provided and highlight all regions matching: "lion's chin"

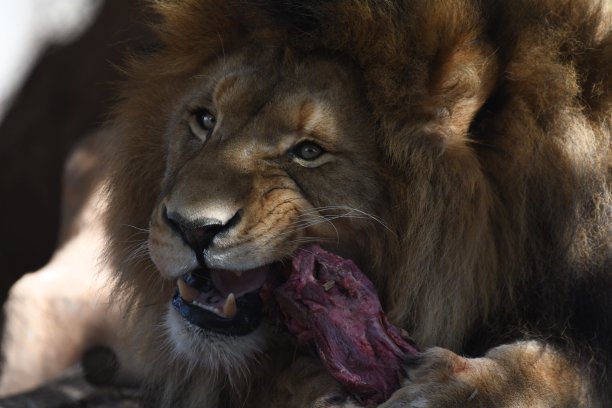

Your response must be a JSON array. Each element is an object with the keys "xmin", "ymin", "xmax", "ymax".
[{"xmin": 163, "ymin": 303, "xmax": 271, "ymax": 371}]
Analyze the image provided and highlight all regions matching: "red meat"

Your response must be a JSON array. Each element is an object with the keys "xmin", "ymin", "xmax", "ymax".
[{"xmin": 274, "ymin": 245, "xmax": 419, "ymax": 406}]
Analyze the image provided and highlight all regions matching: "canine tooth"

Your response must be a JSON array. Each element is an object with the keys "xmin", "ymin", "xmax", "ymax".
[
  {"xmin": 223, "ymin": 293, "xmax": 237, "ymax": 318},
  {"xmin": 177, "ymin": 279, "xmax": 200, "ymax": 303}
]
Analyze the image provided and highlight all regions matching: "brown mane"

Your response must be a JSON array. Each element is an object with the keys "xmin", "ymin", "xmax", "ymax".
[{"xmin": 104, "ymin": 0, "xmax": 612, "ymax": 405}]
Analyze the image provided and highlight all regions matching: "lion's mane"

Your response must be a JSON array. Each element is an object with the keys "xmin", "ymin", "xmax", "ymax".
[{"xmin": 105, "ymin": 0, "xmax": 612, "ymax": 405}]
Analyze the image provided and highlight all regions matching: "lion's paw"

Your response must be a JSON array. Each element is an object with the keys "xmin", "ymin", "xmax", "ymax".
[{"xmin": 378, "ymin": 347, "xmax": 501, "ymax": 408}]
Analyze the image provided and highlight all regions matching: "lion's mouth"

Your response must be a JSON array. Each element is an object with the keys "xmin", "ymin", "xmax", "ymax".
[{"xmin": 172, "ymin": 265, "xmax": 273, "ymax": 336}]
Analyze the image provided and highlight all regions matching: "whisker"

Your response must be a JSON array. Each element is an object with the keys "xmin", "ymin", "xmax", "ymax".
[
  {"xmin": 298, "ymin": 205, "xmax": 393, "ymax": 233},
  {"xmin": 278, "ymin": 213, "xmax": 340, "ymax": 242},
  {"xmin": 123, "ymin": 241, "xmax": 151, "ymax": 267},
  {"xmin": 281, "ymin": 213, "xmax": 385, "ymax": 237},
  {"xmin": 121, "ymin": 224, "xmax": 150, "ymax": 233}
]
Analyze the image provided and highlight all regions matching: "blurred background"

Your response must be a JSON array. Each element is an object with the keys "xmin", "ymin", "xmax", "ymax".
[
  {"xmin": 0, "ymin": 0, "xmax": 151, "ymax": 303},
  {"xmin": 0, "ymin": 0, "xmax": 102, "ymax": 120}
]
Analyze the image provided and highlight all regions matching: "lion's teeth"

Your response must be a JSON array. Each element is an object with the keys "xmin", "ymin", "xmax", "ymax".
[
  {"xmin": 223, "ymin": 293, "xmax": 237, "ymax": 318},
  {"xmin": 177, "ymin": 279, "xmax": 200, "ymax": 303}
]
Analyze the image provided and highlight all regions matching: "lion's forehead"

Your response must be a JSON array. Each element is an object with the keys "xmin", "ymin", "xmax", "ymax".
[{"xmin": 182, "ymin": 52, "xmax": 360, "ymax": 143}]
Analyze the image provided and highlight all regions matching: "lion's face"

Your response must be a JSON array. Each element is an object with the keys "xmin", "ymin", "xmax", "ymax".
[{"xmin": 146, "ymin": 46, "xmax": 387, "ymax": 363}]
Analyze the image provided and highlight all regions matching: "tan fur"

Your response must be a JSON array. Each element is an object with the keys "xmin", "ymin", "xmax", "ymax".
[
  {"xmin": 0, "ymin": 132, "xmax": 142, "ymax": 397},
  {"xmin": 100, "ymin": 0, "xmax": 611, "ymax": 407},
  {"xmin": 380, "ymin": 342, "xmax": 590, "ymax": 407}
]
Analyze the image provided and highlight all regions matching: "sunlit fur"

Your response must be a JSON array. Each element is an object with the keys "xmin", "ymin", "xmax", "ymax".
[{"xmin": 104, "ymin": 0, "xmax": 612, "ymax": 406}]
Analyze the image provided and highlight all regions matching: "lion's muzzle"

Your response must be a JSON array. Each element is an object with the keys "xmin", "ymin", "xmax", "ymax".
[{"xmin": 160, "ymin": 205, "xmax": 277, "ymax": 335}]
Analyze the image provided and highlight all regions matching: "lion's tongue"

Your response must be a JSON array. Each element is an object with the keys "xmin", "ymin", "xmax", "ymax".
[{"xmin": 210, "ymin": 266, "xmax": 270, "ymax": 298}]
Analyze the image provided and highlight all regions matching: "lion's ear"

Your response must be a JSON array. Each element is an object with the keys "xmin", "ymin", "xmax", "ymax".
[
  {"xmin": 414, "ymin": 40, "xmax": 499, "ymax": 153},
  {"xmin": 379, "ymin": 38, "xmax": 499, "ymax": 162}
]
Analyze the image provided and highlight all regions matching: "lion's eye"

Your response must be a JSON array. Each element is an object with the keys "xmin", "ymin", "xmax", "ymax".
[
  {"xmin": 196, "ymin": 109, "xmax": 216, "ymax": 131},
  {"xmin": 293, "ymin": 141, "xmax": 325, "ymax": 161},
  {"xmin": 189, "ymin": 109, "xmax": 216, "ymax": 142}
]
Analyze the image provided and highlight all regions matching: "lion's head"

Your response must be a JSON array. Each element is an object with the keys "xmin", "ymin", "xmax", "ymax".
[
  {"xmin": 106, "ymin": 9, "xmax": 396, "ymax": 399},
  {"xmin": 105, "ymin": 0, "xmax": 611, "ymax": 406},
  {"xmin": 146, "ymin": 46, "xmax": 391, "ymax": 363}
]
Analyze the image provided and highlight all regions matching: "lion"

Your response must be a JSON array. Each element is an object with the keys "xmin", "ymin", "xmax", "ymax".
[
  {"xmin": 103, "ymin": 0, "xmax": 612, "ymax": 406},
  {"xmin": 3, "ymin": 0, "xmax": 609, "ymax": 406}
]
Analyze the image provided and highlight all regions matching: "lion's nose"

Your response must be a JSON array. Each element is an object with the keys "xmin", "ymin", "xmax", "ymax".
[{"xmin": 163, "ymin": 206, "xmax": 241, "ymax": 256}]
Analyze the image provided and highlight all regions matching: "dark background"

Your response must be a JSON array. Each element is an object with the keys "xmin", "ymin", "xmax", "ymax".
[{"xmin": 0, "ymin": 0, "xmax": 150, "ymax": 303}]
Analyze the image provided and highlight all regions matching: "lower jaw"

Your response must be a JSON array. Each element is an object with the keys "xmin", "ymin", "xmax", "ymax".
[
  {"xmin": 164, "ymin": 304, "xmax": 272, "ymax": 375},
  {"xmin": 172, "ymin": 290, "xmax": 264, "ymax": 336}
]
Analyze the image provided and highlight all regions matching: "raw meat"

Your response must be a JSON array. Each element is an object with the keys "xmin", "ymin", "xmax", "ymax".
[{"xmin": 274, "ymin": 245, "xmax": 419, "ymax": 406}]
